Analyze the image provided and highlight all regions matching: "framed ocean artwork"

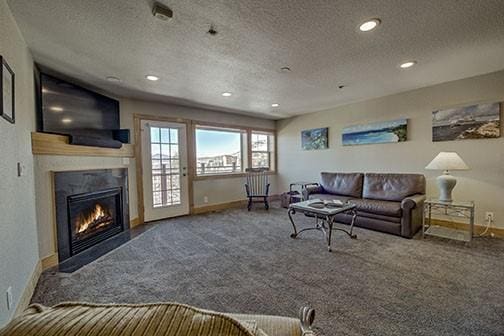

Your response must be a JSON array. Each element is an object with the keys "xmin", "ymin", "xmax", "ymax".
[
  {"xmin": 432, "ymin": 102, "xmax": 501, "ymax": 142},
  {"xmin": 301, "ymin": 127, "xmax": 328, "ymax": 150},
  {"xmin": 342, "ymin": 119, "xmax": 407, "ymax": 146}
]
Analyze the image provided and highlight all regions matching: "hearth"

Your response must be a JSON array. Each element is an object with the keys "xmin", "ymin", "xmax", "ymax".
[{"xmin": 54, "ymin": 169, "xmax": 129, "ymax": 271}]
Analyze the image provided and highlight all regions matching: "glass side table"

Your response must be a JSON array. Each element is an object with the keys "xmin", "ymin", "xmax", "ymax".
[{"xmin": 423, "ymin": 199, "xmax": 475, "ymax": 242}]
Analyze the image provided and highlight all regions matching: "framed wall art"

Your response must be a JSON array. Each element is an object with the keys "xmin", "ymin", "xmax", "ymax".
[
  {"xmin": 342, "ymin": 119, "xmax": 407, "ymax": 146},
  {"xmin": 301, "ymin": 127, "xmax": 328, "ymax": 150},
  {"xmin": 0, "ymin": 56, "xmax": 15, "ymax": 124},
  {"xmin": 432, "ymin": 102, "xmax": 500, "ymax": 142}
]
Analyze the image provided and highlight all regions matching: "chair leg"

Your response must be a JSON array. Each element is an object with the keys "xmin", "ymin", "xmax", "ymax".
[
  {"xmin": 264, "ymin": 197, "xmax": 269, "ymax": 210},
  {"xmin": 247, "ymin": 197, "xmax": 252, "ymax": 211}
]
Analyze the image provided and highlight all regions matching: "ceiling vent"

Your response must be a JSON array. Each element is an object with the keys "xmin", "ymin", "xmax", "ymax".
[{"xmin": 152, "ymin": 2, "xmax": 173, "ymax": 21}]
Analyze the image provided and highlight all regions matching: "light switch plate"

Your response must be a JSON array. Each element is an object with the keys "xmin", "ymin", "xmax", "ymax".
[
  {"xmin": 17, "ymin": 162, "xmax": 25, "ymax": 177},
  {"xmin": 6, "ymin": 286, "xmax": 13, "ymax": 310}
]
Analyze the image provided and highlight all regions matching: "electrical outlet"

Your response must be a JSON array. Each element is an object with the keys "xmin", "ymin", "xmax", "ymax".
[
  {"xmin": 6, "ymin": 287, "xmax": 13, "ymax": 311},
  {"xmin": 485, "ymin": 212, "xmax": 495, "ymax": 222},
  {"xmin": 203, "ymin": 196, "xmax": 209, "ymax": 204}
]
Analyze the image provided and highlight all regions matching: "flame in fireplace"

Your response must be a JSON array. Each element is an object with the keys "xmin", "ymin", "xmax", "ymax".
[{"xmin": 76, "ymin": 204, "xmax": 112, "ymax": 234}]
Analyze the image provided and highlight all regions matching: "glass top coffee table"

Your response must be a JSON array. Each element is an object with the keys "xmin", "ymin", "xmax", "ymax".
[{"xmin": 288, "ymin": 199, "xmax": 357, "ymax": 252}]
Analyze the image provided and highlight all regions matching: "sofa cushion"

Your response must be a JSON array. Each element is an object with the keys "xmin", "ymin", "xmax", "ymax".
[
  {"xmin": 333, "ymin": 213, "xmax": 402, "ymax": 236},
  {"xmin": 1, "ymin": 303, "xmax": 257, "ymax": 336},
  {"xmin": 363, "ymin": 173, "xmax": 426, "ymax": 201},
  {"xmin": 350, "ymin": 199, "xmax": 402, "ymax": 217},
  {"xmin": 229, "ymin": 314, "xmax": 301, "ymax": 336},
  {"xmin": 357, "ymin": 211, "xmax": 402, "ymax": 223},
  {"xmin": 320, "ymin": 172, "xmax": 363, "ymax": 198}
]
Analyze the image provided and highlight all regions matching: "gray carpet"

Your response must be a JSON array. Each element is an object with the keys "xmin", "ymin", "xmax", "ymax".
[{"xmin": 32, "ymin": 204, "xmax": 504, "ymax": 336}]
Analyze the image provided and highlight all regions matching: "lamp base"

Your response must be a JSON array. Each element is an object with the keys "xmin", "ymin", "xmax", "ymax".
[{"xmin": 436, "ymin": 172, "xmax": 457, "ymax": 202}]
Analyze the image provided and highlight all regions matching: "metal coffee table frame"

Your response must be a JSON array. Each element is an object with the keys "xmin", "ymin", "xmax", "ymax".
[{"xmin": 288, "ymin": 200, "xmax": 357, "ymax": 252}]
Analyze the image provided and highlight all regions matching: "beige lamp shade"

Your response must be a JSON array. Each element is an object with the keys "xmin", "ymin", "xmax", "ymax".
[{"xmin": 425, "ymin": 152, "xmax": 469, "ymax": 171}]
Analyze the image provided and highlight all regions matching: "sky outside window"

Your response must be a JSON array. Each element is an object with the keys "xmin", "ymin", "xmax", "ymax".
[{"xmin": 196, "ymin": 129, "xmax": 241, "ymax": 157}]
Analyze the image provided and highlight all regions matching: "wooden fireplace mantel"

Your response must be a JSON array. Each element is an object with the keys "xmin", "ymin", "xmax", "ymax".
[{"xmin": 31, "ymin": 132, "xmax": 134, "ymax": 158}]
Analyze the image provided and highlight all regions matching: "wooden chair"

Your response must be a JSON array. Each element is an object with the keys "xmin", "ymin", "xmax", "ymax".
[{"xmin": 245, "ymin": 168, "xmax": 270, "ymax": 211}]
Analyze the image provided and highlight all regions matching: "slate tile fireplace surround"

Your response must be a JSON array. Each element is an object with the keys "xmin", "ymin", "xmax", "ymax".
[{"xmin": 54, "ymin": 168, "xmax": 130, "ymax": 272}]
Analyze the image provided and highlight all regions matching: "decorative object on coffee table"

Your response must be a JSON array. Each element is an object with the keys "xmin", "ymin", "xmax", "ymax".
[
  {"xmin": 423, "ymin": 199, "xmax": 475, "ymax": 242},
  {"xmin": 288, "ymin": 199, "xmax": 357, "ymax": 252},
  {"xmin": 245, "ymin": 168, "xmax": 270, "ymax": 211},
  {"xmin": 425, "ymin": 152, "xmax": 469, "ymax": 202},
  {"xmin": 0, "ymin": 56, "xmax": 15, "ymax": 124}
]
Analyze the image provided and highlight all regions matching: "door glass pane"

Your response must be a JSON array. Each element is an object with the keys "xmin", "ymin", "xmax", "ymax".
[
  {"xmin": 151, "ymin": 144, "xmax": 161, "ymax": 159},
  {"xmin": 151, "ymin": 127, "xmax": 160, "ymax": 143},
  {"xmin": 170, "ymin": 129, "xmax": 178, "ymax": 144},
  {"xmin": 150, "ymin": 126, "xmax": 182, "ymax": 207},
  {"xmin": 160, "ymin": 128, "xmax": 170, "ymax": 143}
]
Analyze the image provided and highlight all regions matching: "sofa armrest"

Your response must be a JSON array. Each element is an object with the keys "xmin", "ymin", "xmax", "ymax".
[
  {"xmin": 400, "ymin": 194, "xmax": 426, "ymax": 238},
  {"xmin": 302, "ymin": 184, "xmax": 323, "ymax": 200},
  {"xmin": 401, "ymin": 194, "xmax": 426, "ymax": 210}
]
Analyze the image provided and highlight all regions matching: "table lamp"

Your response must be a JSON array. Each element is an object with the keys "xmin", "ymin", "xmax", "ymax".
[{"xmin": 425, "ymin": 152, "xmax": 469, "ymax": 202}]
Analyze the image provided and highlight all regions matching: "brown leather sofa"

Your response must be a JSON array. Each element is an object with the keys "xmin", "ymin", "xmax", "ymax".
[{"xmin": 303, "ymin": 172, "xmax": 426, "ymax": 238}]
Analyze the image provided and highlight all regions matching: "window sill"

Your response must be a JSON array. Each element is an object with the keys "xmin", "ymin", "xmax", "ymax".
[{"xmin": 193, "ymin": 171, "xmax": 276, "ymax": 181}]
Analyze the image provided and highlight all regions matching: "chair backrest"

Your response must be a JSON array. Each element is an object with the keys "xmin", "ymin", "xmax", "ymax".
[{"xmin": 245, "ymin": 168, "xmax": 269, "ymax": 196}]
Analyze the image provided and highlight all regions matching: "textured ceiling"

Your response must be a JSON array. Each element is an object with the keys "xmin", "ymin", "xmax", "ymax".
[{"xmin": 7, "ymin": 0, "xmax": 504, "ymax": 119}]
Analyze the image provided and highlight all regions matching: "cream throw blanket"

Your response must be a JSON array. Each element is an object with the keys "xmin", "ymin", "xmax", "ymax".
[{"xmin": 0, "ymin": 302, "xmax": 259, "ymax": 336}]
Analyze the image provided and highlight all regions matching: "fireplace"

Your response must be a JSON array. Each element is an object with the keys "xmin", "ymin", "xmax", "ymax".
[
  {"xmin": 54, "ymin": 169, "xmax": 129, "ymax": 270},
  {"xmin": 68, "ymin": 188, "xmax": 123, "ymax": 255}
]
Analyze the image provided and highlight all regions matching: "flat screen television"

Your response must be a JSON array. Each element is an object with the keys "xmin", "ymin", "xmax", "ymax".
[{"xmin": 38, "ymin": 72, "xmax": 120, "ymax": 136}]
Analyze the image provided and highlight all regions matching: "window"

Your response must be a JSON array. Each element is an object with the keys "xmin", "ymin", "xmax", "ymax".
[
  {"xmin": 195, "ymin": 127, "xmax": 244, "ymax": 176},
  {"xmin": 251, "ymin": 131, "xmax": 275, "ymax": 170},
  {"xmin": 150, "ymin": 126, "xmax": 181, "ymax": 207}
]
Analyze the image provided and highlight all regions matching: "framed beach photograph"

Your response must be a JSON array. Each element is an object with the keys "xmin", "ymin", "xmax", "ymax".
[
  {"xmin": 0, "ymin": 56, "xmax": 15, "ymax": 124},
  {"xmin": 301, "ymin": 127, "xmax": 328, "ymax": 150},
  {"xmin": 342, "ymin": 119, "xmax": 408, "ymax": 146},
  {"xmin": 432, "ymin": 102, "xmax": 501, "ymax": 142}
]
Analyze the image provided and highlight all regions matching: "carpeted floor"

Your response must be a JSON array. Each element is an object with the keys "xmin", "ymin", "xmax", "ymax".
[{"xmin": 32, "ymin": 204, "xmax": 504, "ymax": 336}]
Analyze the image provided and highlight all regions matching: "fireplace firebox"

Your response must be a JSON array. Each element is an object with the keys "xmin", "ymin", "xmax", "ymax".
[
  {"xmin": 54, "ymin": 169, "xmax": 129, "ymax": 270},
  {"xmin": 68, "ymin": 188, "xmax": 123, "ymax": 255}
]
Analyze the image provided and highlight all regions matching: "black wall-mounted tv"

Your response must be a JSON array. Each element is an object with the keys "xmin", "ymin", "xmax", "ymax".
[{"xmin": 37, "ymin": 72, "xmax": 121, "ymax": 143}]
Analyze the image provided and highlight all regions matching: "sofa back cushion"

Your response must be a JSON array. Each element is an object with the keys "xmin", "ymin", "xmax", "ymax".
[
  {"xmin": 1, "ymin": 302, "xmax": 256, "ymax": 336},
  {"xmin": 363, "ymin": 173, "xmax": 426, "ymax": 201},
  {"xmin": 320, "ymin": 172, "xmax": 363, "ymax": 198}
]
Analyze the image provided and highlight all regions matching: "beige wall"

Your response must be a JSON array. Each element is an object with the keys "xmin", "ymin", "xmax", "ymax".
[
  {"xmin": 0, "ymin": 0, "xmax": 40, "ymax": 326},
  {"xmin": 35, "ymin": 98, "xmax": 277, "ymax": 259},
  {"xmin": 277, "ymin": 70, "xmax": 504, "ymax": 228}
]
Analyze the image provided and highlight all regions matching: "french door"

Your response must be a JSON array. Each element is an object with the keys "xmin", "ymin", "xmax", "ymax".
[{"xmin": 141, "ymin": 120, "xmax": 189, "ymax": 222}]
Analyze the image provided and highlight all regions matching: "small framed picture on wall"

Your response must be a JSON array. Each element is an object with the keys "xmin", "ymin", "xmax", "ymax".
[{"xmin": 0, "ymin": 56, "xmax": 15, "ymax": 124}]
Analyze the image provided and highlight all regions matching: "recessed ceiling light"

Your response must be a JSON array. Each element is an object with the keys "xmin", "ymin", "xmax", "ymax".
[
  {"xmin": 359, "ymin": 18, "xmax": 381, "ymax": 32},
  {"xmin": 49, "ymin": 106, "xmax": 64, "ymax": 112},
  {"xmin": 399, "ymin": 61, "xmax": 417, "ymax": 69},
  {"xmin": 221, "ymin": 92, "xmax": 232, "ymax": 97},
  {"xmin": 280, "ymin": 66, "xmax": 291, "ymax": 73},
  {"xmin": 61, "ymin": 118, "xmax": 73, "ymax": 124},
  {"xmin": 146, "ymin": 75, "xmax": 159, "ymax": 81},
  {"xmin": 271, "ymin": 103, "xmax": 279, "ymax": 107},
  {"xmin": 106, "ymin": 76, "xmax": 121, "ymax": 82}
]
